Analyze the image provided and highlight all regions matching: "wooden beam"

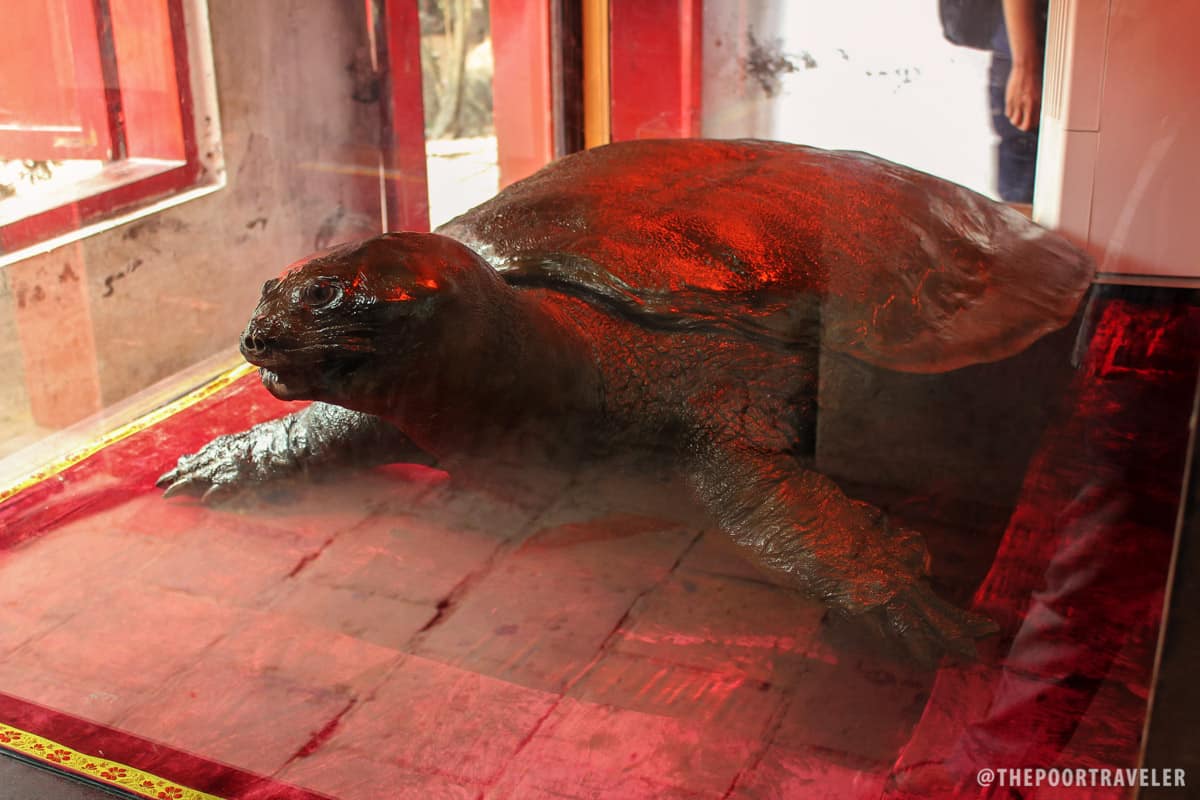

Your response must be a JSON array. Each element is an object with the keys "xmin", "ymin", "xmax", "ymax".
[{"xmin": 582, "ymin": 0, "xmax": 611, "ymax": 148}]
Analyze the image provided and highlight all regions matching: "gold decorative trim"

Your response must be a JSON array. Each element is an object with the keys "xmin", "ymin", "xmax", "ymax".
[
  {"xmin": 0, "ymin": 363, "xmax": 256, "ymax": 506},
  {"xmin": 0, "ymin": 722, "xmax": 223, "ymax": 800}
]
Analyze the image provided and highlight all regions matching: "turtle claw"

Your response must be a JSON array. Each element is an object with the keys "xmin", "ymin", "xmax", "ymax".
[
  {"xmin": 201, "ymin": 483, "xmax": 237, "ymax": 505},
  {"xmin": 158, "ymin": 469, "xmax": 205, "ymax": 499},
  {"xmin": 872, "ymin": 582, "xmax": 998, "ymax": 667},
  {"xmin": 159, "ymin": 478, "xmax": 188, "ymax": 499},
  {"xmin": 156, "ymin": 431, "xmax": 261, "ymax": 502},
  {"xmin": 161, "ymin": 474, "xmax": 220, "ymax": 501},
  {"xmin": 160, "ymin": 469, "xmax": 242, "ymax": 504}
]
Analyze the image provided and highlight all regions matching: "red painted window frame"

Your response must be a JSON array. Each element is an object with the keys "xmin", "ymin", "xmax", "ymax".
[{"xmin": 0, "ymin": 0, "xmax": 206, "ymax": 256}]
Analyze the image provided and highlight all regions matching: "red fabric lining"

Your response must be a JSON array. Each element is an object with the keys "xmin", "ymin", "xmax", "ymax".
[{"xmin": 0, "ymin": 692, "xmax": 331, "ymax": 800}]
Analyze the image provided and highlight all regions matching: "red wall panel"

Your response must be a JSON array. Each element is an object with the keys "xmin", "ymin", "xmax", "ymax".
[
  {"xmin": 490, "ymin": 0, "xmax": 554, "ymax": 187},
  {"xmin": 609, "ymin": 0, "xmax": 702, "ymax": 141}
]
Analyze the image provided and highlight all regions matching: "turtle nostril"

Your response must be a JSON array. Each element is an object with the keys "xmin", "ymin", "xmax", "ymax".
[{"xmin": 241, "ymin": 328, "xmax": 270, "ymax": 356}]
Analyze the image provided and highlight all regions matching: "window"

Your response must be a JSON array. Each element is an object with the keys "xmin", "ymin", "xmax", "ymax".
[{"xmin": 0, "ymin": 0, "xmax": 221, "ymax": 262}]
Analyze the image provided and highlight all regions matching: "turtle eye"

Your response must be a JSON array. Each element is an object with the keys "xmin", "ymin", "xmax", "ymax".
[{"xmin": 301, "ymin": 280, "xmax": 341, "ymax": 309}]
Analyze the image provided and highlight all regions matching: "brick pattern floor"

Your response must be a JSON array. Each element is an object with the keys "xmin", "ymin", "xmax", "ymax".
[{"xmin": 0, "ymin": 458, "xmax": 959, "ymax": 800}]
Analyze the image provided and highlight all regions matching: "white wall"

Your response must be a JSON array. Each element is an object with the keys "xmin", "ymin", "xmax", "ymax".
[
  {"xmin": 701, "ymin": 0, "xmax": 998, "ymax": 198},
  {"xmin": 1035, "ymin": 0, "xmax": 1200, "ymax": 279}
]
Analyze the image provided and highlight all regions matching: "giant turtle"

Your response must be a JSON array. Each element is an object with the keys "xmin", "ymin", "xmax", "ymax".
[{"xmin": 157, "ymin": 139, "xmax": 1093, "ymax": 662}]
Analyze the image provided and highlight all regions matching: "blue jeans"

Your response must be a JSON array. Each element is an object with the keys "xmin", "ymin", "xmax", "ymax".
[{"xmin": 989, "ymin": 55, "xmax": 1039, "ymax": 203}]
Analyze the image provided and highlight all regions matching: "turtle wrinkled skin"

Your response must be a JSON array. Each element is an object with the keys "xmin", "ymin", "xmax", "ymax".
[{"xmin": 158, "ymin": 139, "xmax": 1093, "ymax": 664}]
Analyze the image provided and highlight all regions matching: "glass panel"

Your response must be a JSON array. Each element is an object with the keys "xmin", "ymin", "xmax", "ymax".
[
  {"xmin": 699, "ymin": 1, "xmax": 1015, "ymax": 200},
  {"xmin": 0, "ymin": 0, "xmax": 113, "ymax": 162},
  {"xmin": 0, "ymin": 0, "xmax": 191, "ymax": 235},
  {"xmin": 420, "ymin": 0, "xmax": 499, "ymax": 227}
]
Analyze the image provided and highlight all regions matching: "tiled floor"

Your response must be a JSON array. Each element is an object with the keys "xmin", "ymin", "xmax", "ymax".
[{"xmin": 0, "ymin": 457, "xmax": 944, "ymax": 800}]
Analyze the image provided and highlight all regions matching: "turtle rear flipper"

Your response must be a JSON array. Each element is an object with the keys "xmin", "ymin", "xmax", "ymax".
[
  {"xmin": 687, "ymin": 443, "xmax": 997, "ymax": 665},
  {"xmin": 862, "ymin": 582, "xmax": 1000, "ymax": 665}
]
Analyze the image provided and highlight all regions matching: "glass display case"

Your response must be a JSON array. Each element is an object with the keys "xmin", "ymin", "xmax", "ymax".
[{"xmin": 0, "ymin": 2, "xmax": 1196, "ymax": 799}]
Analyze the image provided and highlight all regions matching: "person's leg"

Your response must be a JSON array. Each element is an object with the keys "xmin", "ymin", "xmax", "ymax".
[{"xmin": 989, "ymin": 55, "xmax": 1039, "ymax": 204}]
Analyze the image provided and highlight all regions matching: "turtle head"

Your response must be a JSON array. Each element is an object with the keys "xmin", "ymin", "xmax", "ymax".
[{"xmin": 240, "ymin": 232, "xmax": 507, "ymax": 409}]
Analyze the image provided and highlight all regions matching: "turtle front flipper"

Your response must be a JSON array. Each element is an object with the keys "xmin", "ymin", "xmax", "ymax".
[
  {"xmin": 687, "ymin": 442, "xmax": 997, "ymax": 665},
  {"xmin": 157, "ymin": 402, "xmax": 433, "ymax": 503}
]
